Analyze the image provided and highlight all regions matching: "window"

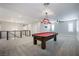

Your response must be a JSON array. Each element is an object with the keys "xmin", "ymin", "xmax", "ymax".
[
  {"xmin": 68, "ymin": 22, "xmax": 73, "ymax": 32},
  {"xmin": 76, "ymin": 21, "xmax": 79, "ymax": 32},
  {"xmin": 52, "ymin": 24, "xmax": 55, "ymax": 31}
]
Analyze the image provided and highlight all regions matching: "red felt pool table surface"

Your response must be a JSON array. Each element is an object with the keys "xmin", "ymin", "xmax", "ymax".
[
  {"xmin": 32, "ymin": 32, "xmax": 57, "ymax": 37},
  {"xmin": 32, "ymin": 32, "xmax": 58, "ymax": 49}
]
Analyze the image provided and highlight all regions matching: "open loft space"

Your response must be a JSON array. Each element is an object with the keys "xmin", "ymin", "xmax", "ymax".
[{"xmin": 0, "ymin": 3, "xmax": 79, "ymax": 56}]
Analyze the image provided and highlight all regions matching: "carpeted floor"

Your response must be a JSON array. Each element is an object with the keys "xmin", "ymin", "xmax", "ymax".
[{"xmin": 0, "ymin": 34, "xmax": 79, "ymax": 56}]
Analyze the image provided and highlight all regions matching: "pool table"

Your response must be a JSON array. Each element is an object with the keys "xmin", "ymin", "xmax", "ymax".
[{"xmin": 32, "ymin": 32, "xmax": 58, "ymax": 49}]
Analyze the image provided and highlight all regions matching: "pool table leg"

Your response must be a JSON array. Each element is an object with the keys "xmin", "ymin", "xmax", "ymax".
[
  {"xmin": 41, "ymin": 40, "xmax": 46, "ymax": 49},
  {"xmin": 34, "ymin": 39, "xmax": 37, "ymax": 45},
  {"xmin": 54, "ymin": 35, "xmax": 56, "ymax": 41},
  {"xmin": 0, "ymin": 31, "xmax": 1, "ymax": 39},
  {"xmin": 6, "ymin": 31, "xmax": 9, "ymax": 40}
]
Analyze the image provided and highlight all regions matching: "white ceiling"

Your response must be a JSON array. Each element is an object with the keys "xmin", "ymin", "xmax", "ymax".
[{"xmin": 0, "ymin": 3, "xmax": 78, "ymax": 24}]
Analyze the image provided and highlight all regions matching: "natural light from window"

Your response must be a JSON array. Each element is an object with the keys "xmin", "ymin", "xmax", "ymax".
[
  {"xmin": 52, "ymin": 24, "xmax": 55, "ymax": 31},
  {"xmin": 77, "ymin": 21, "xmax": 79, "ymax": 32},
  {"xmin": 68, "ymin": 22, "xmax": 73, "ymax": 32}
]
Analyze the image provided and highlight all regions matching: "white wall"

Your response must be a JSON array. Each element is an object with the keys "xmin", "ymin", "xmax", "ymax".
[
  {"xmin": 31, "ymin": 22, "xmax": 41, "ymax": 34},
  {"xmin": 0, "ymin": 22, "xmax": 23, "ymax": 31},
  {"xmin": 30, "ymin": 20, "xmax": 77, "ymax": 35},
  {"xmin": 54, "ymin": 20, "xmax": 76, "ymax": 35},
  {"xmin": 76, "ymin": 20, "xmax": 79, "ymax": 40}
]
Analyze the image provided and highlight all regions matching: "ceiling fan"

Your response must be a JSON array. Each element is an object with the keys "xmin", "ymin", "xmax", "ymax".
[{"xmin": 50, "ymin": 19, "xmax": 78, "ymax": 24}]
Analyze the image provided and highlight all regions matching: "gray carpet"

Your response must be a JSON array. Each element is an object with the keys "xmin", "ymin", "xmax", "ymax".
[{"xmin": 0, "ymin": 34, "xmax": 78, "ymax": 56}]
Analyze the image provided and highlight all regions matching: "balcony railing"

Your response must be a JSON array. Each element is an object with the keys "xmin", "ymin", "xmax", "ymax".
[{"xmin": 0, "ymin": 30, "xmax": 31, "ymax": 40}]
